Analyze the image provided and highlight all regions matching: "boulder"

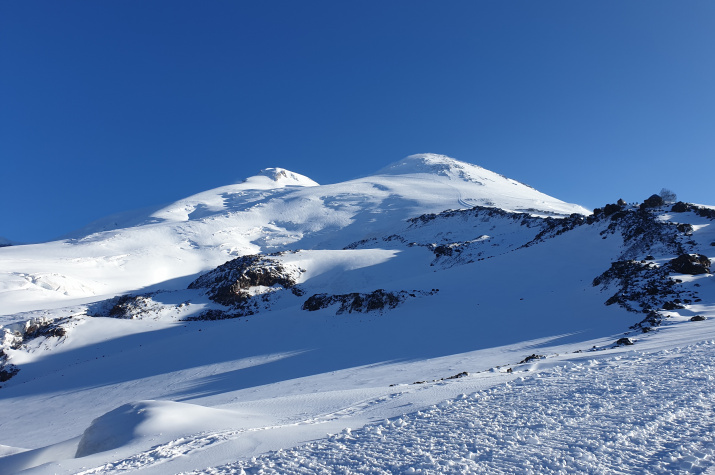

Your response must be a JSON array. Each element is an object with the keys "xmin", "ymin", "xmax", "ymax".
[
  {"xmin": 668, "ymin": 254, "xmax": 711, "ymax": 275},
  {"xmin": 671, "ymin": 202, "xmax": 690, "ymax": 213},
  {"xmin": 662, "ymin": 301, "xmax": 685, "ymax": 311},
  {"xmin": 640, "ymin": 194, "xmax": 664, "ymax": 209},
  {"xmin": 603, "ymin": 203, "xmax": 622, "ymax": 216}
]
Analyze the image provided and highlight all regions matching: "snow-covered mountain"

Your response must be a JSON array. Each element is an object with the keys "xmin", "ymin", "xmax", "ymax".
[
  {"xmin": 1, "ymin": 154, "xmax": 714, "ymax": 474},
  {"xmin": 0, "ymin": 154, "xmax": 588, "ymax": 316}
]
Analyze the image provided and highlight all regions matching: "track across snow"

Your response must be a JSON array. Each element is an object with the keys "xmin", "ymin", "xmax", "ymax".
[{"xmin": 191, "ymin": 341, "xmax": 715, "ymax": 474}]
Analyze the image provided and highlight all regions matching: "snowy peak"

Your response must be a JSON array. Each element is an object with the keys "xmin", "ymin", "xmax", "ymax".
[
  {"xmin": 377, "ymin": 153, "xmax": 484, "ymax": 178},
  {"xmin": 377, "ymin": 153, "xmax": 526, "ymax": 188},
  {"xmin": 244, "ymin": 168, "xmax": 319, "ymax": 188},
  {"xmin": 374, "ymin": 154, "xmax": 589, "ymax": 216}
]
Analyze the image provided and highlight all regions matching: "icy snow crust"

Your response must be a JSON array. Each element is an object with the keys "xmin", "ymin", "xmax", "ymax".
[{"xmin": 1, "ymin": 154, "xmax": 714, "ymax": 473}]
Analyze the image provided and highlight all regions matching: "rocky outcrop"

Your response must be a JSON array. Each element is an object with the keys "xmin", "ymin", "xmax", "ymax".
[
  {"xmin": 615, "ymin": 337, "xmax": 634, "ymax": 346},
  {"xmin": 302, "ymin": 289, "xmax": 437, "ymax": 315},
  {"xmin": 671, "ymin": 202, "xmax": 691, "ymax": 213},
  {"xmin": 0, "ymin": 349, "xmax": 19, "ymax": 384},
  {"xmin": 188, "ymin": 254, "xmax": 304, "ymax": 307},
  {"xmin": 668, "ymin": 254, "xmax": 711, "ymax": 275},
  {"xmin": 0, "ymin": 317, "xmax": 72, "ymax": 385},
  {"xmin": 106, "ymin": 295, "xmax": 160, "ymax": 319},
  {"xmin": 593, "ymin": 260, "xmax": 680, "ymax": 314},
  {"xmin": 640, "ymin": 194, "xmax": 664, "ymax": 209}
]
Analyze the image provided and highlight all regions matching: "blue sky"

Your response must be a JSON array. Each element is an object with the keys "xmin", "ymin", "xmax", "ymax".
[{"xmin": 2, "ymin": 1, "xmax": 714, "ymax": 242}]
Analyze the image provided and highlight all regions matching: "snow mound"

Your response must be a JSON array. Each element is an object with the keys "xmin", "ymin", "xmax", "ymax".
[{"xmin": 75, "ymin": 400, "xmax": 245, "ymax": 457}]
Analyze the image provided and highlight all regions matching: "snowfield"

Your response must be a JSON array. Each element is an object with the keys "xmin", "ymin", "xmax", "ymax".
[
  {"xmin": 0, "ymin": 154, "xmax": 713, "ymax": 474},
  {"xmin": 195, "ymin": 338, "xmax": 715, "ymax": 475}
]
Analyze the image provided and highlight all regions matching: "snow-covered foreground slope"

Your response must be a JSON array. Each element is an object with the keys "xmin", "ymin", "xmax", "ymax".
[{"xmin": 1, "ymin": 155, "xmax": 714, "ymax": 474}]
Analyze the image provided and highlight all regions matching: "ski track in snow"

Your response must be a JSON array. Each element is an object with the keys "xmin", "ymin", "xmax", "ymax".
[{"xmin": 162, "ymin": 341, "xmax": 715, "ymax": 475}]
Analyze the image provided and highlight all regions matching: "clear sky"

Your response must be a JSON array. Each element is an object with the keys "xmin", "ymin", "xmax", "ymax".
[{"xmin": 2, "ymin": 1, "xmax": 714, "ymax": 243}]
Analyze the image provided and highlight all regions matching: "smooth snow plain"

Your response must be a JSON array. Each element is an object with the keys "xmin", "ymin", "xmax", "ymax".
[{"xmin": 1, "ymin": 154, "xmax": 714, "ymax": 474}]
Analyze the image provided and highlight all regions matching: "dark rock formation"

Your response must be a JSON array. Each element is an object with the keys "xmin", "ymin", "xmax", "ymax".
[
  {"xmin": 189, "ymin": 255, "xmax": 303, "ymax": 307},
  {"xmin": 0, "ymin": 349, "xmax": 19, "ymax": 384},
  {"xmin": 662, "ymin": 301, "xmax": 685, "ymax": 311},
  {"xmin": 668, "ymin": 254, "xmax": 711, "ymax": 275},
  {"xmin": 518, "ymin": 354, "xmax": 545, "ymax": 364},
  {"xmin": 0, "ymin": 317, "xmax": 72, "ymax": 385},
  {"xmin": 0, "ymin": 365, "xmax": 19, "ymax": 383},
  {"xmin": 302, "ymin": 289, "xmax": 436, "ymax": 315},
  {"xmin": 640, "ymin": 194, "xmax": 664, "ymax": 209},
  {"xmin": 691, "ymin": 315, "xmax": 707, "ymax": 322},
  {"xmin": 671, "ymin": 202, "xmax": 691, "ymax": 213},
  {"xmin": 616, "ymin": 337, "xmax": 634, "ymax": 346},
  {"xmin": 107, "ymin": 295, "xmax": 154, "ymax": 319},
  {"xmin": 603, "ymin": 203, "xmax": 622, "ymax": 216},
  {"xmin": 676, "ymin": 223, "xmax": 694, "ymax": 235},
  {"xmin": 593, "ymin": 260, "xmax": 679, "ymax": 314}
]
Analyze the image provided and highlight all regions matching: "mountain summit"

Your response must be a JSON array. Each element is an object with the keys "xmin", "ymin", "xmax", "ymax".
[{"xmin": 378, "ymin": 153, "xmax": 505, "ymax": 183}]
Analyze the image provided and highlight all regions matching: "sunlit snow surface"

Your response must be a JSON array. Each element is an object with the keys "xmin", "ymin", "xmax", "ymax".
[
  {"xmin": 1, "ymin": 155, "xmax": 714, "ymax": 474},
  {"xmin": 197, "ymin": 340, "xmax": 715, "ymax": 475}
]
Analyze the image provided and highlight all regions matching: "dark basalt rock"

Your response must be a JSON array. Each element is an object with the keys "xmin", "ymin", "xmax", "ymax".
[
  {"xmin": 0, "ymin": 318, "xmax": 72, "ymax": 386},
  {"xmin": 603, "ymin": 203, "xmax": 622, "ymax": 216},
  {"xmin": 518, "ymin": 354, "xmax": 545, "ymax": 364},
  {"xmin": 691, "ymin": 315, "xmax": 707, "ymax": 322},
  {"xmin": 662, "ymin": 301, "xmax": 685, "ymax": 311},
  {"xmin": 0, "ymin": 365, "xmax": 19, "ymax": 383},
  {"xmin": 445, "ymin": 371, "xmax": 469, "ymax": 380},
  {"xmin": 0, "ymin": 349, "xmax": 19, "ymax": 384},
  {"xmin": 640, "ymin": 194, "xmax": 664, "ymax": 209},
  {"xmin": 668, "ymin": 254, "xmax": 711, "ymax": 275},
  {"xmin": 616, "ymin": 337, "xmax": 634, "ymax": 346},
  {"xmin": 189, "ymin": 255, "xmax": 302, "ymax": 307},
  {"xmin": 108, "ymin": 295, "xmax": 153, "ymax": 319},
  {"xmin": 671, "ymin": 202, "xmax": 691, "ymax": 213},
  {"xmin": 185, "ymin": 309, "xmax": 242, "ymax": 321},
  {"xmin": 302, "ymin": 289, "xmax": 436, "ymax": 315},
  {"xmin": 693, "ymin": 206, "xmax": 715, "ymax": 219},
  {"xmin": 22, "ymin": 320, "xmax": 67, "ymax": 339},
  {"xmin": 676, "ymin": 223, "xmax": 694, "ymax": 235},
  {"xmin": 594, "ymin": 260, "xmax": 679, "ymax": 315}
]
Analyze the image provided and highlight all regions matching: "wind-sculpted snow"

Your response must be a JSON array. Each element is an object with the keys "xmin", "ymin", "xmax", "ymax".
[{"xmin": 192, "ymin": 341, "xmax": 715, "ymax": 475}]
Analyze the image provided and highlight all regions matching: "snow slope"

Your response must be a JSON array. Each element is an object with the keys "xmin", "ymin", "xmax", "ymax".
[{"xmin": 1, "ymin": 155, "xmax": 713, "ymax": 474}]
